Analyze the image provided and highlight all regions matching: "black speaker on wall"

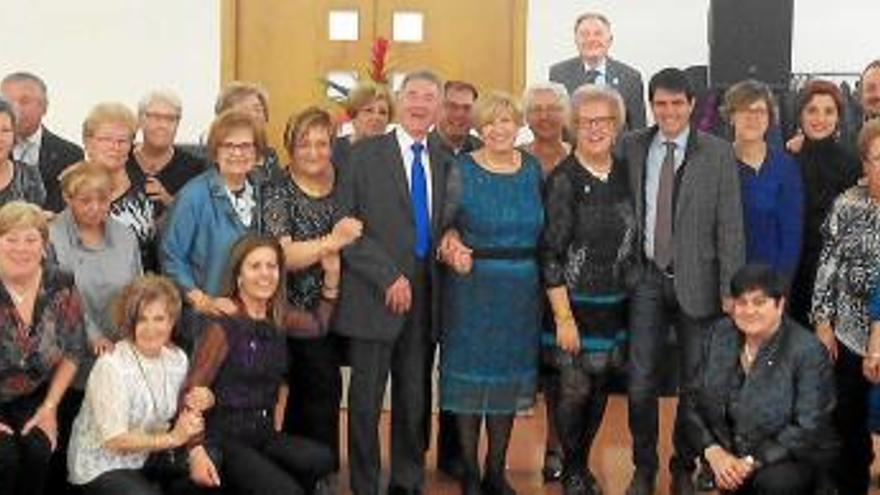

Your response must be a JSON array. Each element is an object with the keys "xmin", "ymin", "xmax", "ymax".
[{"xmin": 708, "ymin": 0, "xmax": 794, "ymax": 88}]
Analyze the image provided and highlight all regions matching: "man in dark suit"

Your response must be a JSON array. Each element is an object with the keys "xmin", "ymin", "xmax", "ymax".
[
  {"xmin": 618, "ymin": 68, "xmax": 745, "ymax": 495},
  {"xmin": 1, "ymin": 71, "xmax": 83, "ymax": 212},
  {"xmin": 336, "ymin": 70, "xmax": 455, "ymax": 495},
  {"xmin": 549, "ymin": 12, "xmax": 646, "ymax": 130}
]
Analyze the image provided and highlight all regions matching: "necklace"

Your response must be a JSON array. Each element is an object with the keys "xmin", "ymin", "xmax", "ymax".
[
  {"xmin": 129, "ymin": 344, "xmax": 170, "ymax": 429},
  {"xmin": 741, "ymin": 342, "xmax": 758, "ymax": 371},
  {"xmin": 480, "ymin": 150, "xmax": 519, "ymax": 173},
  {"xmin": 3, "ymin": 276, "xmax": 37, "ymax": 306}
]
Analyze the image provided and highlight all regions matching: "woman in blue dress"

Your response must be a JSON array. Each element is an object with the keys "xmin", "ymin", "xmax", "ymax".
[{"xmin": 438, "ymin": 91, "xmax": 544, "ymax": 495}]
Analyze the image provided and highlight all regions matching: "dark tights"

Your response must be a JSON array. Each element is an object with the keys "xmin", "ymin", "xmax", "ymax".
[{"xmin": 455, "ymin": 413, "xmax": 514, "ymax": 482}]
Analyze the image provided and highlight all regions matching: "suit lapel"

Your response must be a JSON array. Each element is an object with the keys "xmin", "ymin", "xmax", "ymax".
[
  {"xmin": 387, "ymin": 130, "xmax": 413, "ymax": 219},
  {"xmin": 428, "ymin": 144, "xmax": 447, "ymax": 231},
  {"xmin": 631, "ymin": 129, "xmax": 653, "ymax": 221},
  {"xmin": 674, "ymin": 131, "xmax": 701, "ymax": 221}
]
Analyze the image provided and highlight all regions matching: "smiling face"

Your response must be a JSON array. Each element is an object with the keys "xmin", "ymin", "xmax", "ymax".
[
  {"xmin": 0, "ymin": 226, "xmax": 44, "ymax": 280},
  {"xmin": 291, "ymin": 125, "xmax": 332, "ymax": 178},
  {"xmin": 237, "ymin": 245, "xmax": 281, "ymax": 304},
  {"xmin": 85, "ymin": 122, "xmax": 133, "ymax": 172},
  {"xmin": 140, "ymin": 100, "xmax": 181, "ymax": 150},
  {"xmin": 133, "ymin": 298, "xmax": 175, "ymax": 357},
  {"xmin": 575, "ymin": 17, "xmax": 612, "ymax": 64},
  {"xmin": 732, "ymin": 289, "xmax": 785, "ymax": 341},
  {"xmin": 527, "ymin": 89, "xmax": 566, "ymax": 142},
  {"xmin": 732, "ymin": 99, "xmax": 770, "ymax": 144},
  {"xmin": 0, "ymin": 79, "xmax": 46, "ymax": 138},
  {"xmin": 574, "ymin": 100, "xmax": 618, "ymax": 158},
  {"xmin": 397, "ymin": 78, "xmax": 441, "ymax": 140},
  {"xmin": 479, "ymin": 108, "xmax": 519, "ymax": 154},
  {"xmin": 861, "ymin": 66, "xmax": 880, "ymax": 119},
  {"xmin": 439, "ymin": 87, "xmax": 477, "ymax": 142},
  {"xmin": 216, "ymin": 126, "xmax": 258, "ymax": 180},
  {"xmin": 801, "ymin": 94, "xmax": 839, "ymax": 141},
  {"xmin": 651, "ymin": 88, "xmax": 694, "ymax": 139},
  {"xmin": 352, "ymin": 98, "xmax": 390, "ymax": 139}
]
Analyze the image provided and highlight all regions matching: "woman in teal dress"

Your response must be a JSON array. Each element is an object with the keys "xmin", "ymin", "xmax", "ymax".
[{"xmin": 438, "ymin": 91, "xmax": 544, "ymax": 495}]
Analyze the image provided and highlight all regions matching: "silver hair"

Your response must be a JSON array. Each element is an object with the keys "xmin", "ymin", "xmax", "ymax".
[
  {"xmin": 137, "ymin": 89, "xmax": 182, "ymax": 118},
  {"xmin": 523, "ymin": 82, "xmax": 571, "ymax": 123},
  {"xmin": 570, "ymin": 84, "xmax": 627, "ymax": 133}
]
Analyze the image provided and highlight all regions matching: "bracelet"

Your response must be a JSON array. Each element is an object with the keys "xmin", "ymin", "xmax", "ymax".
[{"xmin": 554, "ymin": 313, "xmax": 575, "ymax": 325}]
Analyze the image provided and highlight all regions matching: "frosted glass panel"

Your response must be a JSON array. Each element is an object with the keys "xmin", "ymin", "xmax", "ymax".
[
  {"xmin": 328, "ymin": 10, "xmax": 358, "ymax": 41},
  {"xmin": 392, "ymin": 11, "xmax": 423, "ymax": 43}
]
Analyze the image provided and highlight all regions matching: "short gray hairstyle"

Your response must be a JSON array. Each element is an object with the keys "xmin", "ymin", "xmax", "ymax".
[
  {"xmin": 1, "ymin": 71, "xmax": 48, "ymax": 101},
  {"xmin": 523, "ymin": 82, "xmax": 571, "ymax": 123},
  {"xmin": 570, "ymin": 84, "xmax": 626, "ymax": 133},
  {"xmin": 398, "ymin": 70, "xmax": 443, "ymax": 96},
  {"xmin": 137, "ymin": 89, "xmax": 182, "ymax": 119},
  {"xmin": 574, "ymin": 12, "xmax": 612, "ymax": 33}
]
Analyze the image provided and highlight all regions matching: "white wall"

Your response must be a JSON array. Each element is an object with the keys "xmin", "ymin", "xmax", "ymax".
[
  {"xmin": 0, "ymin": 0, "xmax": 876, "ymax": 145},
  {"xmin": 0, "ymin": 0, "xmax": 219, "ymax": 144}
]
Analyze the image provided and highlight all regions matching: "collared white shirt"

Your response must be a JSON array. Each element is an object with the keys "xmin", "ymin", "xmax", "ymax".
[
  {"xmin": 13, "ymin": 125, "xmax": 43, "ymax": 167},
  {"xmin": 395, "ymin": 128, "xmax": 433, "ymax": 218},
  {"xmin": 582, "ymin": 58, "xmax": 608, "ymax": 86},
  {"xmin": 644, "ymin": 126, "xmax": 690, "ymax": 259},
  {"xmin": 225, "ymin": 179, "xmax": 255, "ymax": 227}
]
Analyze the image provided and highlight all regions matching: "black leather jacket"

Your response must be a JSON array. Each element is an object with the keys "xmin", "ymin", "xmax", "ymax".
[{"xmin": 683, "ymin": 316, "xmax": 838, "ymax": 467}]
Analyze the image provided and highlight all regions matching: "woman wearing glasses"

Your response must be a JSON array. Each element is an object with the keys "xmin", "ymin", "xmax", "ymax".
[{"xmin": 161, "ymin": 110, "xmax": 267, "ymax": 346}]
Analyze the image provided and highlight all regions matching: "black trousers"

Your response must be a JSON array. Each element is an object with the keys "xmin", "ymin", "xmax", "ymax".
[
  {"xmin": 830, "ymin": 343, "xmax": 873, "ymax": 494},
  {"xmin": 627, "ymin": 265, "xmax": 712, "ymax": 475},
  {"xmin": 0, "ymin": 386, "xmax": 54, "ymax": 495},
  {"xmin": 347, "ymin": 264, "xmax": 432, "ymax": 495},
  {"xmin": 284, "ymin": 333, "xmax": 343, "ymax": 470},
  {"xmin": 46, "ymin": 388, "xmax": 84, "ymax": 495},
  {"xmin": 220, "ymin": 434, "xmax": 334, "ymax": 495},
  {"xmin": 726, "ymin": 460, "xmax": 816, "ymax": 495}
]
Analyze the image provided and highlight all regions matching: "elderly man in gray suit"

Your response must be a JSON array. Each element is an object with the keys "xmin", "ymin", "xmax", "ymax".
[
  {"xmin": 619, "ymin": 68, "xmax": 745, "ymax": 495},
  {"xmin": 549, "ymin": 12, "xmax": 646, "ymax": 130},
  {"xmin": 336, "ymin": 70, "xmax": 456, "ymax": 495}
]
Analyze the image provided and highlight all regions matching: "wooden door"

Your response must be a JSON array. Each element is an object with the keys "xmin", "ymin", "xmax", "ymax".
[{"xmin": 222, "ymin": 0, "xmax": 526, "ymax": 154}]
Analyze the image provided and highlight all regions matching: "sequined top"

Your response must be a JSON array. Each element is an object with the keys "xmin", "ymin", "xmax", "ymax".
[
  {"xmin": 263, "ymin": 175, "xmax": 342, "ymax": 310},
  {"xmin": 0, "ymin": 266, "xmax": 87, "ymax": 402}
]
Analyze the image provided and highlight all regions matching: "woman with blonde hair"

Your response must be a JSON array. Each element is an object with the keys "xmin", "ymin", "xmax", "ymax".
[{"xmin": 438, "ymin": 91, "xmax": 544, "ymax": 495}]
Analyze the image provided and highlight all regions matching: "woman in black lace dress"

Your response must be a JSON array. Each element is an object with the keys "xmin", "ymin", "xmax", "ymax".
[
  {"xmin": 540, "ymin": 85, "xmax": 636, "ymax": 495},
  {"xmin": 263, "ymin": 107, "xmax": 362, "ymax": 470}
]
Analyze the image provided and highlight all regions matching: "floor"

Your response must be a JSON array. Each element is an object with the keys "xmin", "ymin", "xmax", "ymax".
[{"xmin": 338, "ymin": 396, "xmax": 880, "ymax": 495}]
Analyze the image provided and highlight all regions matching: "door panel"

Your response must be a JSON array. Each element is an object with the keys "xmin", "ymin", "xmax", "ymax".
[{"xmin": 224, "ymin": 0, "xmax": 525, "ymax": 154}]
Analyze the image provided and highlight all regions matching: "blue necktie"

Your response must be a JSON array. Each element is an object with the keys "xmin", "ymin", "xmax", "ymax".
[{"xmin": 410, "ymin": 142, "xmax": 430, "ymax": 259}]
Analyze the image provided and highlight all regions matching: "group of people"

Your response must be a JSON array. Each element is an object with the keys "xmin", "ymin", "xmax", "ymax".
[{"xmin": 1, "ymin": 8, "xmax": 880, "ymax": 495}]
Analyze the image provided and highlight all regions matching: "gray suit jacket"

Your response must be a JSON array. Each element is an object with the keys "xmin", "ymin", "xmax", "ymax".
[
  {"xmin": 335, "ymin": 129, "xmax": 455, "ymax": 341},
  {"xmin": 618, "ymin": 126, "xmax": 745, "ymax": 318},
  {"xmin": 549, "ymin": 56, "xmax": 646, "ymax": 130}
]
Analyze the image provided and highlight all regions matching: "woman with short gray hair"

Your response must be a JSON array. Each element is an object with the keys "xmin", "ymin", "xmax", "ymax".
[{"xmin": 522, "ymin": 83, "xmax": 571, "ymax": 176}]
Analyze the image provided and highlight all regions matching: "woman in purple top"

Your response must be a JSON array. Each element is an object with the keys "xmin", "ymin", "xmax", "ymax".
[
  {"xmin": 182, "ymin": 235, "xmax": 336, "ymax": 494},
  {"xmin": 724, "ymin": 80, "xmax": 804, "ymax": 282}
]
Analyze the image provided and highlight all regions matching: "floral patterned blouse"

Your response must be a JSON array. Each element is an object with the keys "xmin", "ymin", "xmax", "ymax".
[{"xmin": 0, "ymin": 266, "xmax": 87, "ymax": 402}]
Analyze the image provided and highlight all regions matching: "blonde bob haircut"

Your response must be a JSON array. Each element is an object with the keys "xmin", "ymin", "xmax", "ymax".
[
  {"xmin": 82, "ymin": 102, "xmax": 137, "ymax": 142},
  {"xmin": 473, "ymin": 91, "xmax": 524, "ymax": 130},
  {"xmin": 60, "ymin": 161, "xmax": 112, "ymax": 200},
  {"xmin": 570, "ymin": 84, "xmax": 627, "ymax": 133},
  {"xmin": 345, "ymin": 82, "xmax": 394, "ymax": 120},
  {"xmin": 0, "ymin": 200, "xmax": 49, "ymax": 243}
]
